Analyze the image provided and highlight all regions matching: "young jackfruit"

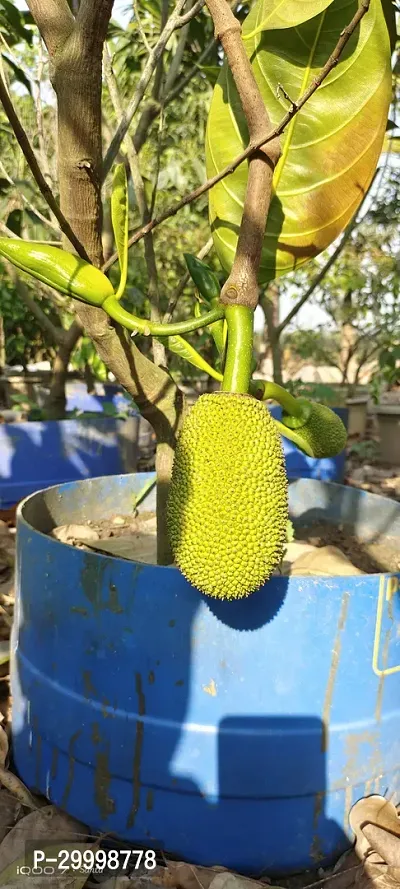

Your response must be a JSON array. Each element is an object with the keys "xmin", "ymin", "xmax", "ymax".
[
  {"xmin": 167, "ymin": 392, "xmax": 288, "ymax": 600},
  {"xmin": 283, "ymin": 399, "xmax": 347, "ymax": 458}
]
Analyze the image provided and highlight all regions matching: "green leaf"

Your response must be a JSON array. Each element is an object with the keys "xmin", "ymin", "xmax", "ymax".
[
  {"xmin": 206, "ymin": 0, "xmax": 392, "ymax": 283},
  {"xmin": 111, "ymin": 162, "xmax": 129, "ymax": 300},
  {"xmin": 243, "ymin": 0, "xmax": 335, "ymax": 39},
  {"xmin": 156, "ymin": 334, "xmax": 223, "ymax": 381},
  {"xmin": 3, "ymin": 55, "xmax": 32, "ymax": 94},
  {"xmin": 184, "ymin": 253, "xmax": 220, "ymax": 304}
]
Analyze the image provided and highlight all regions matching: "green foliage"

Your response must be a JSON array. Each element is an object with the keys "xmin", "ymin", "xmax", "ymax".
[
  {"xmin": 369, "ymin": 344, "xmax": 400, "ymax": 403},
  {"xmin": 243, "ymin": 0, "xmax": 335, "ymax": 37},
  {"xmin": 0, "ymin": 264, "xmax": 58, "ymax": 367},
  {"xmin": 70, "ymin": 338, "xmax": 109, "ymax": 383},
  {"xmin": 283, "ymin": 328, "xmax": 340, "ymax": 369},
  {"xmin": 348, "ymin": 438, "xmax": 380, "ymax": 461},
  {"xmin": 286, "ymin": 381, "xmax": 345, "ymax": 407},
  {"xmin": 206, "ymin": 0, "xmax": 393, "ymax": 281}
]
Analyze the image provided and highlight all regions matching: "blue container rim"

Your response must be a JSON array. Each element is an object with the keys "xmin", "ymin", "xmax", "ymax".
[{"xmin": 16, "ymin": 473, "xmax": 400, "ymax": 580}]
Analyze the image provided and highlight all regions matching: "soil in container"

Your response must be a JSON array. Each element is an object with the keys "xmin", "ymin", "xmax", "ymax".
[{"xmin": 50, "ymin": 511, "xmax": 400, "ymax": 574}]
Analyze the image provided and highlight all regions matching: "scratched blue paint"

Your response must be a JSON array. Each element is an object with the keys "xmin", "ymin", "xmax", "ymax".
[
  {"xmin": 268, "ymin": 406, "xmax": 348, "ymax": 483},
  {"xmin": 11, "ymin": 474, "xmax": 400, "ymax": 874}
]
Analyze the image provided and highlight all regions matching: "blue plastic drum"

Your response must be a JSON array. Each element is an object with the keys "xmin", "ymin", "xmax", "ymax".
[{"xmin": 11, "ymin": 475, "xmax": 400, "ymax": 874}]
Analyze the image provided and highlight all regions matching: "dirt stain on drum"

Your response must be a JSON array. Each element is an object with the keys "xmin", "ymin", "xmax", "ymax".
[
  {"xmin": 95, "ymin": 747, "xmax": 115, "ymax": 820},
  {"xmin": 61, "ymin": 730, "xmax": 82, "ymax": 808},
  {"xmin": 375, "ymin": 629, "xmax": 391, "ymax": 722},
  {"xmin": 127, "ymin": 673, "xmax": 146, "ymax": 828},
  {"xmin": 321, "ymin": 591, "xmax": 350, "ymax": 753},
  {"xmin": 310, "ymin": 791, "xmax": 325, "ymax": 863},
  {"xmin": 51, "ymin": 747, "xmax": 59, "ymax": 781},
  {"xmin": 81, "ymin": 557, "xmax": 125, "ymax": 614}
]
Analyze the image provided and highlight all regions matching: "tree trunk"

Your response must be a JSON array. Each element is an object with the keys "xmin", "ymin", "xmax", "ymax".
[
  {"xmin": 44, "ymin": 321, "xmax": 82, "ymax": 419},
  {"xmin": 47, "ymin": 6, "xmax": 183, "ymax": 563}
]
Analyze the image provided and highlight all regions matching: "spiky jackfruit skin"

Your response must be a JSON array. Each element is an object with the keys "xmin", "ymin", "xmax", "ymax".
[
  {"xmin": 167, "ymin": 393, "xmax": 288, "ymax": 600},
  {"xmin": 291, "ymin": 399, "xmax": 347, "ymax": 458}
]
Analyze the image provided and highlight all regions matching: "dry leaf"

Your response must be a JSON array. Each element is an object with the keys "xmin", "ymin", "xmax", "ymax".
[
  {"xmin": 0, "ymin": 790, "xmax": 21, "ymax": 845},
  {"xmin": 51, "ymin": 524, "xmax": 100, "ymax": 544},
  {"xmin": 0, "ymin": 805, "xmax": 90, "ymax": 888},
  {"xmin": 84, "ymin": 533, "xmax": 158, "ymax": 565},
  {"xmin": 290, "ymin": 546, "xmax": 365, "ymax": 576},
  {"xmin": 0, "ymin": 766, "xmax": 40, "ymax": 809},
  {"xmin": 152, "ymin": 862, "xmax": 228, "ymax": 889},
  {"xmin": 0, "ymin": 727, "xmax": 8, "ymax": 769}
]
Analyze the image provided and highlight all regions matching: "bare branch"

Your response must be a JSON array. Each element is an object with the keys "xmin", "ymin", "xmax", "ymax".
[
  {"xmin": 26, "ymin": 0, "xmax": 75, "ymax": 57},
  {"xmin": 33, "ymin": 40, "xmax": 54, "ymax": 190},
  {"xmin": 103, "ymin": 44, "xmax": 166, "ymax": 366},
  {"xmin": 277, "ymin": 166, "xmax": 379, "ymax": 335},
  {"xmin": 0, "ymin": 72, "xmax": 89, "ymax": 259},
  {"xmin": 103, "ymin": 0, "xmax": 204, "ymax": 178},
  {"xmin": 103, "ymin": 0, "xmax": 372, "ymax": 272}
]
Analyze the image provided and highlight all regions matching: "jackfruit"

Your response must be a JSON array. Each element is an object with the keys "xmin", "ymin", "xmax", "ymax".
[
  {"xmin": 167, "ymin": 392, "xmax": 288, "ymax": 599},
  {"xmin": 283, "ymin": 399, "xmax": 347, "ymax": 458}
]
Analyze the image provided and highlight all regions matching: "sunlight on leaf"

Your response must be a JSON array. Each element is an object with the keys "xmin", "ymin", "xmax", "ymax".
[{"xmin": 206, "ymin": 0, "xmax": 392, "ymax": 283}]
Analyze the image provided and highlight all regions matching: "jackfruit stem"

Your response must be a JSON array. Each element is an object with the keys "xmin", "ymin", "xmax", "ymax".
[
  {"xmin": 260, "ymin": 382, "xmax": 311, "ymax": 428},
  {"xmin": 222, "ymin": 305, "xmax": 254, "ymax": 394},
  {"xmin": 102, "ymin": 296, "xmax": 224, "ymax": 337}
]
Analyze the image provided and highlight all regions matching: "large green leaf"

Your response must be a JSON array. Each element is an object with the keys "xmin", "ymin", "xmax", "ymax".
[
  {"xmin": 243, "ymin": 0, "xmax": 335, "ymax": 39},
  {"xmin": 206, "ymin": 0, "xmax": 392, "ymax": 283}
]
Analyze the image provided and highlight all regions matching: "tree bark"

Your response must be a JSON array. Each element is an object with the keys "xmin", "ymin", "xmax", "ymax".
[
  {"xmin": 45, "ymin": 320, "xmax": 82, "ymax": 419},
  {"xmin": 28, "ymin": 0, "xmax": 184, "ymax": 563}
]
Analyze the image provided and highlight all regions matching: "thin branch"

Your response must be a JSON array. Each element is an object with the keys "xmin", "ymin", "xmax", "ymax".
[
  {"xmin": 103, "ymin": 44, "xmax": 166, "ymax": 366},
  {"xmin": 163, "ymin": 236, "xmax": 213, "ymax": 322},
  {"xmin": 166, "ymin": 33, "xmax": 215, "ymax": 103},
  {"xmin": 104, "ymin": 0, "xmax": 372, "ymax": 272},
  {"xmin": 33, "ymin": 39, "xmax": 54, "ymax": 190},
  {"xmin": 163, "ymin": 0, "xmax": 195, "ymax": 95},
  {"xmin": 0, "ymin": 160, "xmax": 61, "ymax": 237},
  {"xmin": 103, "ymin": 0, "xmax": 204, "ymax": 178},
  {"xmin": 132, "ymin": 0, "xmax": 152, "ymax": 53},
  {"xmin": 277, "ymin": 165, "xmax": 379, "ymax": 335},
  {"xmin": 0, "ymin": 72, "xmax": 89, "ymax": 259},
  {"xmin": 130, "ymin": 29, "xmax": 216, "ymax": 155}
]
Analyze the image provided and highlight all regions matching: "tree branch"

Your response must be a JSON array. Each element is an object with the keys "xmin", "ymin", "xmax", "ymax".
[
  {"xmin": 103, "ymin": 44, "xmax": 166, "ymax": 366},
  {"xmin": 205, "ymin": 0, "xmax": 280, "ymax": 310},
  {"xmin": 102, "ymin": 0, "xmax": 204, "ymax": 178},
  {"xmin": 0, "ymin": 70, "xmax": 89, "ymax": 259},
  {"xmin": 26, "ymin": 0, "xmax": 75, "ymax": 58},
  {"xmin": 103, "ymin": 0, "xmax": 372, "ymax": 273},
  {"xmin": 277, "ymin": 165, "xmax": 379, "ymax": 335},
  {"xmin": 76, "ymin": 0, "xmax": 115, "ymax": 46}
]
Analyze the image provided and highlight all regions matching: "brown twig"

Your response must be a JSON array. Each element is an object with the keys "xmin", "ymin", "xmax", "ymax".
[
  {"xmin": 103, "ymin": 0, "xmax": 372, "ymax": 275},
  {"xmin": 0, "ymin": 72, "xmax": 89, "ymax": 261},
  {"xmin": 102, "ymin": 0, "xmax": 205, "ymax": 179}
]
